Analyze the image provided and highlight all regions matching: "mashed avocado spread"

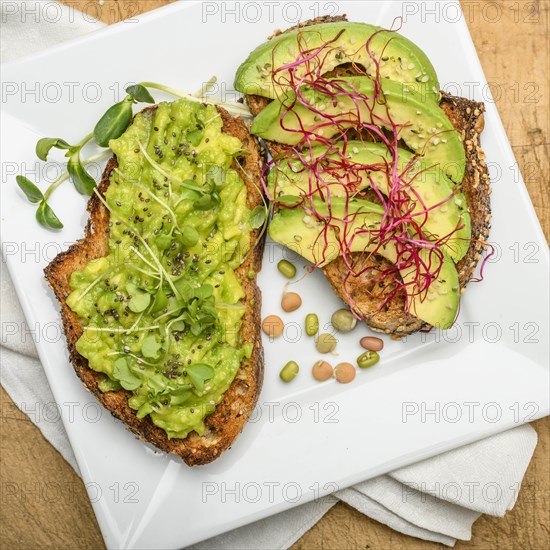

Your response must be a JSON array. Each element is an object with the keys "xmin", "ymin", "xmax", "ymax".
[{"xmin": 66, "ymin": 99, "xmax": 254, "ymax": 439}]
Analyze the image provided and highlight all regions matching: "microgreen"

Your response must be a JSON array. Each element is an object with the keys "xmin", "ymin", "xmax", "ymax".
[
  {"xmin": 67, "ymin": 149, "xmax": 96, "ymax": 195},
  {"xmin": 151, "ymin": 288, "xmax": 168, "ymax": 313},
  {"xmin": 94, "ymin": 85, "xmax": 156, "ymax": 148},
  {"xmin": 139, "ymin": 81, "xmax": 251, "ymax": 117},
  {"xmin": 166, "ymin": 281, "xmax": 219, "ymax": 337},
  {"xmin": 16, "ymin": 175, "xmax": 43, "ymax": 203},
  {"xmin": 186, "ymin": 113, "xmax": 206, "ymax": 147},
  {"xmin": 36, "ymin": 137, "xmax": 72, "ymax": 161},
  {"xmin": 17, "ymin": 82, "xmax": 160, "ymax": 227},
  {"xmin": 174, "ymin": 279, "xmax": 194, "ymax": 302},
  {"xmin": 36, "ymin": 201, "xmax": 63, "ymax": 230},
  {"xmin": 250, "ymin": 205, "xmax": 268, "ymax": 229},
  {"xmin": 171, "ymin": 320, "xmax": 186, "ymax": 332},
  {"xmin": 17, "ymin": 149, "xmax": 110, "ymax": 230},
  {"xmin": 141, "ymin": 335, "xmax": 162, "ymax": 358},
  {"xmin": 178, "ymin": 184, "xmax": 202, "ymax": 201},
  {"xmin": 206, "ymin": 165, "xmax": 226, "ymax": 188},
  {"xmin": 127, "ymin": 284, "xmax": 152, "ymax": 313},
  {"xmin": 186, "ymin": 363, "xmax": 215, "ymax": 392},
  {"xmin": 194, "ymin": 192, "xmax": 220, "ymax": 211},
  {"xmin": 194, "ymin": 76, "xmax": 218, "ymax": 99},
  {"xmin": 112, "ymin": 357, "xmax": 141, "ymax": 391},
  {"xmin": 194, "ymin": 284, "xmax": 214, "ymax": 300},
  {"xmin": 93, "ymin": 96, "xmax": 135, "ymax": 148},
  {"xmin": 186, "ymin": 128, "xmax": 204, "ymax": 147},
  {"xmin": 125, "ymin": 84, "xmax": 155, "ymax": 104},
  {"xmin": 128, "ymin": 294, "xmax": 151, "ymax": 314}
]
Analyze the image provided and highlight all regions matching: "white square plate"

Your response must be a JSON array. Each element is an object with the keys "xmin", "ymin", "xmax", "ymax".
[{"xmin": 2, "ymin": 1, "xmax": 549, "ymax": 548}]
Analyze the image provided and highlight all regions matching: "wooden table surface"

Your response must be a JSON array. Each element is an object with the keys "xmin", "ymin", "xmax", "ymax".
[{"xmin": 1, "ymin": 1, "xmax": 548, "ymax": 548}]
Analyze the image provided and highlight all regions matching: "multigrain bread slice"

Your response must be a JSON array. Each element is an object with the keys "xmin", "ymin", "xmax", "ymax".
[
  {"xmin": 245, "ymin": 18, "xmax": 491, "ymax": 336},
  {"xmin": 45, "ymin": 106, "xmax": 265, "ymax": 465}
]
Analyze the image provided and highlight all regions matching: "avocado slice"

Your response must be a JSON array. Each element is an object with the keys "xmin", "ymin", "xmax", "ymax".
[
  {"xmin": 269, "ymin": 198, "xmax": 459, "ymax": 328},
  {"xmin": 251, "ymin": 77, "xmax": 466, "ymax": 183},
  {"xmin": 235, "ymin": 22, "xmax": 439, "ymax": 102},
  {"xmin": 269, "ymin": 141, "xmax": 471, "ymax": 261}
]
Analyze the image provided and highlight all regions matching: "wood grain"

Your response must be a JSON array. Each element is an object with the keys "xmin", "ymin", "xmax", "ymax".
[{"xmin": 1, "ymin": 1, "xmax": 548, "ymax": 548}]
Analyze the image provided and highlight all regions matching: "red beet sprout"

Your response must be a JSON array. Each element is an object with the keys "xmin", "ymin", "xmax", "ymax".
[{"xmin": 261, "ymin": 27, "xmax": 481, "ymax": 317}]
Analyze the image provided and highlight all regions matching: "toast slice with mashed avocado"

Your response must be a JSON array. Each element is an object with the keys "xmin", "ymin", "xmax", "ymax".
[
  {"xmin": 240, "ymin": 16, "xmax": 491, "ymax": 336},
  {"xmin": 45, "ymin": 102, "xmax": 265, "ymax": 465}
]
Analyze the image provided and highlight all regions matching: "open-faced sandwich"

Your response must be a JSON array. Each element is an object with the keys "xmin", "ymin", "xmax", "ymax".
[
  {"xmin": 45, "ymin": 100, "xmax": 265, "ymax": 465},
  {"xmin": 235, "ymin": 15, "xmax": 491, "ymax": 336}
]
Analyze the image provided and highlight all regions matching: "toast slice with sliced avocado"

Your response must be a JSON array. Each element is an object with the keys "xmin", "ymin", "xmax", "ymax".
[
  {"xmin": 45, "ymin": 101, "xmax": 265, "ymax": 465},
  {"xmin": 239, "ymin": 16, "xmax": 491, "ymax": 336},
  {"xmin": 322, "ymin": 96, "xmax": 490, "ymax": 335}
]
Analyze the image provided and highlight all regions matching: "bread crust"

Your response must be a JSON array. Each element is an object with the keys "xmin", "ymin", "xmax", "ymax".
[
  {"xmin": 45, "ymin": 106, "xmax": 265, "ymax": 465},
  {"xmin": 245, "ymin": 19, "xmax": 491, "ymax": 336}
]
